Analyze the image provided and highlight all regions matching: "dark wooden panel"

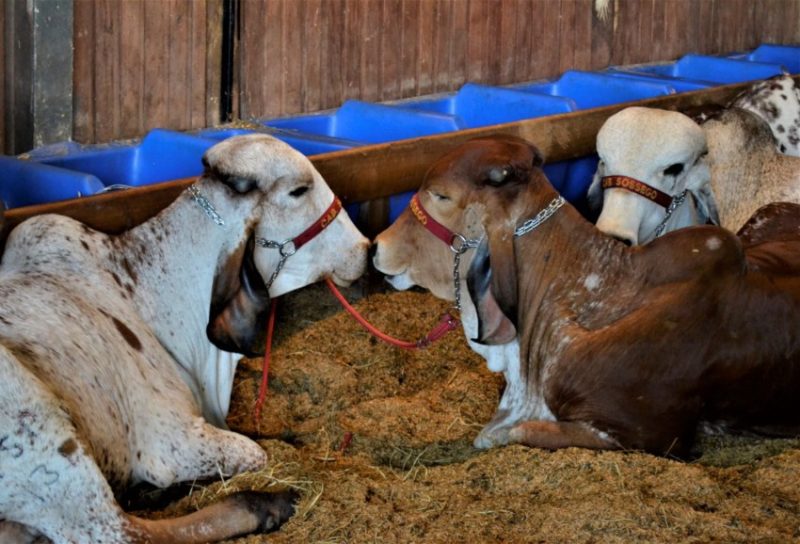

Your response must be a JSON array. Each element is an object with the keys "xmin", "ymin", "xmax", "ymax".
[
  {"xmin": 0, "ymin": 4, "xmax": 5, "ymax": 154},
  {"xmin": 25, "ymin": 0, "xmax": 800, "ymax": 147}
]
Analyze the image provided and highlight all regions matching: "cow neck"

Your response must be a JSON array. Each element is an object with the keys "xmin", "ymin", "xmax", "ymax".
[
  {"xmin": 510, "ymin": 187, "xmax": 637, "ymax": 389},
  {"xmin": 115, "ymin": 177, "xmax": 255, "ymax": 378}
]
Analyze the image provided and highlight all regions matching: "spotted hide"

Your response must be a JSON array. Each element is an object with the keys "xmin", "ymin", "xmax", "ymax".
[{"xmin": 0, "ymin": 135, "xmax": 368, "ymax": 543}]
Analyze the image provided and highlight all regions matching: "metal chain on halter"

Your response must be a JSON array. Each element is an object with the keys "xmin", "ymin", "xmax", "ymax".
[
  {"xmin": 188, "ymin": 185, "xmax": 226, "ymax": 227},
  {"xmin": 450, "ymin": 234, "xmax": 481, "ymax": 313},
  {"xmin": 255, "ymin": 238, "xmax": 297, "ymax": 292},
  {"xmin": 514, "ymin": 195, "xmax": 566, "ymax": 237},
  {"xmin": 651, "ymin": 189, "xmax": 689, "ymax": 239}
]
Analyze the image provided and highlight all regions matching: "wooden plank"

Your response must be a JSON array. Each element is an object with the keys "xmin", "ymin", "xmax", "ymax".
[
  {"xmin": 239, "ymin": 0, "xmax": 265, "ymax": 119},
  {"xmin": 143, "ymin": 0, "xmax": 170, "ymax": 131},
  {"xmin": 263, "ymin": 0, "xmax": 283, "ymax": 115},
  {"xmin": 361, "ymin": 0, "xmax": 382, "ymax": 101},
  {"xmin": 94, "ymin": 0, "xmax": 119, "ymax": 143},
  {"xmin": 558, "ymin": 0, "xmax": 576, "ymax": 73},
  {"xmin": 303, "ymin": 0, "xmax": 323, "ymax": 111},
  {"xmin": 416, "ymin": 0, "xmax": 435, "ymax": 95},
  {"xmin": 497, "ymin": 0, "xmax": 517, "ymax": 85},
  {"xmin": 466, "ymin": 0, "xmax": 488, "ymax": 83},
  {"xmin": 589, "ymin": 0, "xmax": 612, "ymax": 70},
  {"xmin": 167, "ymin": 0, "xmax": 192, "ymax": 130},
  {"xmin": 513, "ymin": 0, "xmax": 533, "ymax": 81},
  {"xmin": 573, "ymin": 0, "xmax": 593, "ymax": 71},
  {"xmin": 191, "ymin": 0, "xmax": 211, "ymax": 128},
  {"xmin": 537, "ymin": 0, "xmax": 561, "ymax": 77},
  {"xmin": 449, "ymin": 0, "xmax": 468, "ymax": 88},
  {"xmin": 320, "ymin": 0, "xmax": 345, "ymax": 108},
  {"xmin": 282, "ymin": 0, "xmax": 304, "ymax": 113},
  {"xmin": 0, "ymin": 3, "xmax": 4, "ymax": 153},
  {"xmin": 7, "ymin": 79, "xmax": 791, "ymax": 244},
  {"xmin": 432, "ymin": 0, "xmax": 453, "ymax": 92},
  {"xmin": 73, "ymin": 0, "xmax": 95, "ymax": 144},
  {"xmin": 379, "ymin": 0, "xmax": 403, "ymax": 100},
  {"xmin": 400, "ymin": 0, "xmax": 420, "ymax": 97},
  {"xmin": 119, "ymin": 0, "xmax": 144, "ymax": 138},
  {"xmin": 343, "ymin": 0, "xmax": 362, "ymax": 101}
]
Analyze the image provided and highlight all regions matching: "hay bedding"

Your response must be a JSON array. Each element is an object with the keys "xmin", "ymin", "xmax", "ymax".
[{"xmin": 140, "ymin": 284, "xmax": 800, "ymax": 543}]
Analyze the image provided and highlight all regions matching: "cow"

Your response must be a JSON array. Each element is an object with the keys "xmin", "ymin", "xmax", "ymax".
[
  {"xmin": 438, "ymin": 136, "xmax": 800, "ymax": 457},
  {"xmin": 588, "ymin": 106, "xmax": 800, "ymax": 245},
  {"xmin": 732, "ymin": 74, "xmax": 800, "ymax": 157},
  {"xmin": 373, "ymin": 137, "xmax": 556, "ymax": 450},
  {"xmin": 0, "ymin": 134, "xmax": 369, "ymax": 543}
]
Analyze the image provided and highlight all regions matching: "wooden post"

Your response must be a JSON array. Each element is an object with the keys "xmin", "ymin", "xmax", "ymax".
[{"xmin": 4, "ymin": 0, "xmax": 73, "ymax": 154}]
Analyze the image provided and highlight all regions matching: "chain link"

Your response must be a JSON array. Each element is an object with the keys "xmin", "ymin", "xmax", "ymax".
[
  {"xmin": 651, "ymin": 189, "xmax": 688, "ymax": 239},
  {"xmin": 188, "ymin": 185, "xmax": 226, "ymax": 227},
  {"xmin": 513, "ymin": 195, "xmax": 565, "ymax": 237}
]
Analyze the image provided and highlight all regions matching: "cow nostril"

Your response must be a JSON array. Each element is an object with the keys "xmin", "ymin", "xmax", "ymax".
[{"xmin": 613, "ymin": 235, "xmax": 634, "ymax": 247}]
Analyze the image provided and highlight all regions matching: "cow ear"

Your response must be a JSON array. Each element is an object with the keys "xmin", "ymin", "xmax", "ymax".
[
  {"xmin": 202, "ymin": 153, "xmax": 257, "ymax": 194},
  {"xmin": 207, "ymin": 237, "xmax": 271, "ymax": 356},
  {"xmin": 466, "ymin": 232, "xmax": 518, "ymax": 345}
]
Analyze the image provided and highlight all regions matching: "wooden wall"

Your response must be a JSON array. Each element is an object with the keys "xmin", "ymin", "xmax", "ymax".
[{"xmin": 2, "ymin": 0, "xmax": 800, "ymax": 151}]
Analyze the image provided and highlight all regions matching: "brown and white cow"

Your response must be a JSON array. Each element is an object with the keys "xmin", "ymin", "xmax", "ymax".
[
  {"xmin": 378, "ymin": 135, "xmax": 800, "ymax": 456},
  {"xmin": 0, "ymin": 135, "xmax": 368, "ymax": 543},
  {"xmin": 373, "ymin": 137, "xmax": 553, "ymax": 449},
  {"xmin": 453, "ymin": 136, "xmax": 800, "ymax": 456}
]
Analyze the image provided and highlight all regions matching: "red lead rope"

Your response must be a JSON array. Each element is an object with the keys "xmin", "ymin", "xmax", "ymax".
[
  {"xmin": 324, "ymin": 277, "xmax": 459, "ymax": 349},
  {"xmin": 253, "ymin": 279, "xmax": 460, "ymax": 423},
  {"xmin": 253, "ymin": 299, "xmax": 278, "ymax": 425}
]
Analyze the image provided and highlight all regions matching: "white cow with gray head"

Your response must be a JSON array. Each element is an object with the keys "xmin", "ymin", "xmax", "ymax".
[
  {"xmin": 0, "ymin": 134, "xmax": 368, "ymax": 543},
  {"xmin": 588, "ymin": 105, "xmax": 800, "ymax": 245}
]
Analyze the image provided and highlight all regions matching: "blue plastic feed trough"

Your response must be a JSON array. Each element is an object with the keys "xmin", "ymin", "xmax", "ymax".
[
  {"xmin": 34, "ymin": 130, "xmax": 217, "ymax": 189},
  {"xmin": 513, "ymin": 70, "xmax": 676, "ymax": 109},
  {"xmin": 739, "ymin": 44, "xmax": 800, "ymax": 74},
  {"xmin": 199, "ymin": 127, "xmax": 356, "ymax": 157},
  {"xmin": 397, "ymin": 83, "xmax": 575, "ymax": 128},
  {"xmin": 622, "ymin": 54, "xmax": 786, "ymax": 85},
  {"xmin": 264, "ymin": 100, "xmax": 462, "ymax": 144},
  {"xmin": 0, "ymin": 156, "xmax": 105, "ymax": 209}
]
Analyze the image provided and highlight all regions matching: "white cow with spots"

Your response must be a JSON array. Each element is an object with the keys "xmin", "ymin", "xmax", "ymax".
[
  {"xmin": 0, "ymin": 135, "xmax": 368, "ymax": 543},
  {"xmin": 732, "ymin": 74, "xmax": 800, "ymax": 157},
  {"xmin": 588, "ymin": 106, "xmax": 800, "ymax": 245}
]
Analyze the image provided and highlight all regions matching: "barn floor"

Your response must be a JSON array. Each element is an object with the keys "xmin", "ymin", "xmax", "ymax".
[{"xmin": 141, "ymin": 283, "xmax": 800, "ymax": 543}]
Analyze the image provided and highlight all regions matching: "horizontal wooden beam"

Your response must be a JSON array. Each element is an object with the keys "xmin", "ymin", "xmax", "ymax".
[{"xmin": 4, "ymin": 77, "xmax": 797, "ymax": 242}]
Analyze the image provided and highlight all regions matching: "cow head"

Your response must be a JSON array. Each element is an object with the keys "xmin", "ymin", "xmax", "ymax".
[
  {"xmin": 373, "ymin": 135, "xmax": 543, "ymax": 301},
  {"xmin": 587, "ymin": 107, "xmax": 717, "ymax": 246},
  {"xmin": 201, "ymin": 134, "xmax": 369, "ymax": 355},
  {"xmin": 463, "ymin": 143, "xmax": 557, "ymax": 345}
]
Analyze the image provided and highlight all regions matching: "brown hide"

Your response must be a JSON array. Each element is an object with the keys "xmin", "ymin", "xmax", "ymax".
[
  {"xmin": 207, "ymin": 236, "xmax": 270, "ymax": 357},
  {"xmin": 457, "ymin": 137, "xmax": 800, "ymax": 457}
]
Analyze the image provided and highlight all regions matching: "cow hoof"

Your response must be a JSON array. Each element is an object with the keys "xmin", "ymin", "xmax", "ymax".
[
  {"xmin": 239, "ymin": 489, "xmax": 299, "ymax": 533},
  {"xmin": 473, "ymin": 425, "xmax": 511, "ymax": 449}
]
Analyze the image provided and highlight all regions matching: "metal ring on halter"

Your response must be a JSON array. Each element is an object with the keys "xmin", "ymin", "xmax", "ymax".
[
  {"xmin": 450, "ymin": 233, "xmax": 479, "ymax": 254},
  {"xmin": 278, "ymin": 240, "xmax": 297, "ymax": 257}
]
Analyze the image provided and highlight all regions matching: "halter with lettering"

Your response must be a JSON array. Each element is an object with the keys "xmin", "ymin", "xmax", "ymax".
[{"xmin": 600, "ymin": 175, "xmax": 688, "ymax": 240}]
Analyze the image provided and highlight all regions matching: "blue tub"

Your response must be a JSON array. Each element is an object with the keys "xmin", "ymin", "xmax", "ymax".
[
  {"xmin": 513, "ymin": 70, "xmax": 676, "ymax": 109},
  {"xmin": 264, "ymin": 100, "xmax": 462, "ymax": 144},
  {"xmin": 739, "ymin": 44, "xmax": 800, "ymax": 74},
  {"xmin": 35, "ymin": 129, "xmax": 217, "ymax": 188},
  {"xmin": 397, "ymin": 83, "xmax": 575, "ymax": 128},
  {"xmin": 603, "ymin": 69, "xmax": 711, "ymax": 92},
  {"xmin": 0, "ymin": 156, "xmax": 105, "ymax": 209},
  {"xmin": 198, "ymin": 127, "xmax": 359, "ymax": 157},
  {"xmin": 622, "ymin": 54, "xmax": 786, "ymax": 85}
]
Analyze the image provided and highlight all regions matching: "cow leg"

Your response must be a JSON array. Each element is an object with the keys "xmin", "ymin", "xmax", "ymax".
[
  {"xmin": 134, "ymin": 416, "xmax": 267, "ymax": 488},
  {"xmin": 474, "ymin": 366, "xmax": 555, "ymax": 449},
  {"xmin": 508, "ymin": 420, "xmax": 621, "ymax": 451},
  {"xmin": 0, "ymin": 348, "xmax": 133, "ymax": 543}
]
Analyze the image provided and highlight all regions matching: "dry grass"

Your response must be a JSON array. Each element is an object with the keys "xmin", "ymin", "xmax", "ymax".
[{"xmin": 141, "ymin": 283, "xmax": 800, "ymax": 543}]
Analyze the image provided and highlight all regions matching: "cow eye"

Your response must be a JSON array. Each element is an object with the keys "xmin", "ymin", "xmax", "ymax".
[
  {"xmin": 289, "ymin": 186, "xmax": 309, "ymax": 198},
  {"xmin": 663, "ymin": 163, "xmax": 684, "ymax": 177},
  {"xmin": 431, "ymin": 192, "xmax": 449, "ymax": 201},
  {"xmin": 487, "ymin": 167, "xmax": 509, "ymax": 185}
]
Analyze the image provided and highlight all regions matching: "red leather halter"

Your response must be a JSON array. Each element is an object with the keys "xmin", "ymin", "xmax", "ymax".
[{"xmin": 601, "ymin": 175, "xmax": 673, "ymax": 209}]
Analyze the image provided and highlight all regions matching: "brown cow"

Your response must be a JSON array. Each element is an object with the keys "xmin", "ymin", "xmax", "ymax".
[{"xmin": 381, "ymin": 135, "xmax": 800, "ymax": 457}]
